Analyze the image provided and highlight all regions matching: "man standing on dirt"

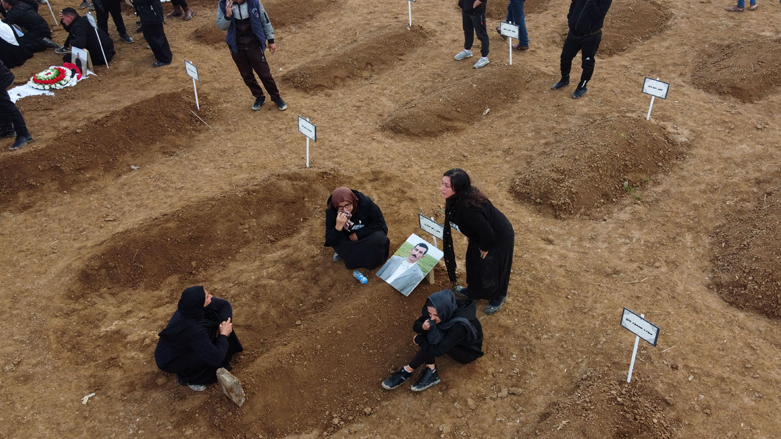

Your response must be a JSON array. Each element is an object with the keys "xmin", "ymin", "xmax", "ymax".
[
  {"xmin": 133, "ymin": 0, "xmax": 173, "ymax": 67},
  {"xmin": 454, "ymin": 0, "xmax": 490, "ymax": 69},
  {"xmin": 216, "ymin": 0, "xmax": 287, "ymax": 112},
  {"xmin": 551, "ymin": 0, "xmax": 611, "ymax": 99},
  {"xmin": 0, "ymin": 58, "xmax": 33, "ymax": 150}
]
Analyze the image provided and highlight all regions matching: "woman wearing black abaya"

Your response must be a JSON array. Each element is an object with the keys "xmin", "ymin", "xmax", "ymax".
[
  {"xmin": 155, "ymin": 286, "xmax": 243, "ymax": 391},
  {"xmin": 440, "ymin": 168, "xmax": 515, "ymax": 315},
  {"xmin": 325, "ymin": 187, "xmax": 390, "ymax": 270},
  {"xmin": 381, "ymin": 289, "xmax": 483, "ymax": 392},
  {"xmin": 0, "ymin": 21, "xmax": 32, "ymax": 68}
]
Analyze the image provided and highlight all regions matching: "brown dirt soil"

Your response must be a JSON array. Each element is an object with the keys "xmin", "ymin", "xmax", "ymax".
[
  {"xmin": 691, "ymin": 37, "xmax": 781, "ymax": 103},
  {"xmin": 710, "ymin": 175, "xmax": 781, "ymax": 319},
  {"xmin": 282, "ymin": 27, "xmax": 430, "ymax": 93},
  {"xmin": 3, "ymin": 0, "xmax": 781, "ymax": 438},
  {"xmin": 510, "ymin": 116, "xmax": 691, "ymax": 219},
  {"xmin": 380, "ymin": 65, "xmax": 534, "ymax": 137}
]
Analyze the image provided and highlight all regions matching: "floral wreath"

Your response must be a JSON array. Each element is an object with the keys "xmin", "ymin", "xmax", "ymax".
[{"xmin": 28, "ymin": 67, "xmax": 78, "ymax": 90}]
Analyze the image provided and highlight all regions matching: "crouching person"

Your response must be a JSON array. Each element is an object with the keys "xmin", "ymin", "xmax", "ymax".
[
  {"xmin": 382, "ymin": 289, "xmax": 483, "ymax": 392},
  {"xmin": 155, "ymin": 286, "xmax": 244, "ymax": 391}
]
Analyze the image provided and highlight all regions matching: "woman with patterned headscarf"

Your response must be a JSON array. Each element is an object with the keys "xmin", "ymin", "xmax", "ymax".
[
  {"xmin": 325, "ymin": 187, "xmax": 390, "ymax": 270},
  {"xmin": 381, "ymin": 289, "xmax": 484, "ymax": 392},
  {"xmin": 154, "ymin": 286, "xmax": 243, "ymax": 391},
  {"xmin": 440, "ymin": 168, "xmax": 515, "ymax": 315}
]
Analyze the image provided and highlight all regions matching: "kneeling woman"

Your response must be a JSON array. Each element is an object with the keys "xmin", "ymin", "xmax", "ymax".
[
  {"xmin": 382, "ymin": 289, "xmax": 483, "ymax": 392},
  {"xmin": 155, "ymin": 286, "xmax": 243, "ymax": 391},
  {"xmin": 325, "ymin": 187, "xmax": 390, "ymax": 270}
]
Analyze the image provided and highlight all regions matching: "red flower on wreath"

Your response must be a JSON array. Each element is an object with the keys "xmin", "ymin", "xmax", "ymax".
[{"xmin": 32, "ymin": 67, "xmax": 67, "ymax": 85}]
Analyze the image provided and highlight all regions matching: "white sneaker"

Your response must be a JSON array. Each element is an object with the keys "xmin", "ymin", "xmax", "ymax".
[
  {"xmin": 473, "ymin": 57, "xmax": 489, "ymax": 69},
  {"xmin": 454, "ymin": 50, "xmax": 473, "ymax": 61},
  {"xmin": 187, "ymin": 384, "xmax": 207, "ymax": 392}
]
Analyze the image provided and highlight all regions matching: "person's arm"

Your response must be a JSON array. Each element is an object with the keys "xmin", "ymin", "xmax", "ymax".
[
  {"xmin": 189, "ymin": 332, "xmax": 230, "ymax": 367},
  {"xmin": 70, "ymin": 22, "xmax": 89, "ymax": 50},
  {"xmin": 587, "ymin": 0, "xmax": 612, "ymax": 21},
  {"xmin": 354, "ymin": 198, "xmax": 387, "ymax": 240},
  {"xmin": 258, "ymin": 1, "xmax": 275, "ymax": 53},
  {"xmin": 209, "ymin": 297, "xmax": 233, "ymax": 322},
  {"xmin": 412, "ymin": 315, "xmax": 428, "ymax": 334},
  {"xmin": 424, "ymin": 324, "xmax": 468, "ymax": 357},
  {"xmin": 324, "ymin": 208, "xmax": 346, "ymax": 246},
  {"xmin": 216, "ymin": 0, "xmax": 231, "ymax": 31}
]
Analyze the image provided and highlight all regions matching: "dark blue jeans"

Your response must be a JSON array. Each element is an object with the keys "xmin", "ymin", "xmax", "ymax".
[{"xmin": 505, "ymin": 0, "xmax": 528, "ymax": 47}]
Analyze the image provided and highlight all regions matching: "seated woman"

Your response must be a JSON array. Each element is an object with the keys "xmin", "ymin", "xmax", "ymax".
[
  {"xmin": 155, "ymin": 286, "xmax": 243, "ymax": 391},
  {"xmin": 325, "ymin": 187, "xmax": 390, "ymax": 270},
  {"xmin": 382, "ymin": 289, "xmax": 483, "ymax": 392}
]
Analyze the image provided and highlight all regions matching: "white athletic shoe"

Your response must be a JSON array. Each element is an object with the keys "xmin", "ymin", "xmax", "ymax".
[
  {"xmin": 473, "ymin": 57, "xmax": 489, "ymax": 69},
  {"xmin": 454, "ymin": 49, "xmax": 473, "ymax": 61}
]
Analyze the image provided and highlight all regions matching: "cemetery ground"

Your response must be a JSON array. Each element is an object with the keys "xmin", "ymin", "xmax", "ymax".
[{"xmin": 2, "ymin": 0, "xmax": 781, "ymax": 437}]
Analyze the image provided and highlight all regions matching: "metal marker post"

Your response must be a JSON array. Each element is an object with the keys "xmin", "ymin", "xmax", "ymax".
[
  {"xmin": 44, "ymin": 1, "xmax": 58, "ymax": 27},
  {"xmin": 646, "ymin": 97, "xmax": 655, "ymax": 121},
  {"xmin": 626, "ymin": 313, "xmax": 643, "ymax": 383},
  {"xmin": 298, "ymin": 117, "xmax": 317, "ymax": 168},
  {"xmin": 408, "ymin": 1, "xmax": 412, "ymax": 28},
  {"xmin": 500, "ymin": 22, "xmax": 520, "ymax": 66},
  {"xmin": 641, "ymin": 77, "xmax": 669, "ymax": 121},
  {"xmin": 306, "ymin": 121, "xmax": 310, "ymax": 167},
  {"xmin": 185, "ymin": 61, "xmax": 200, "ymax": 110},
  {"xmin": 193, "ymin": 78, "xmax": 199, "ymax": 110},
  {"xmin": 86, "ymin": 13, "xmax": 109, "ymax": 68}
]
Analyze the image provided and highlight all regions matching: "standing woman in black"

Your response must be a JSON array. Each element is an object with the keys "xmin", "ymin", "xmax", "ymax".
[{"xmin": 440, "ymin": 168, "xmax": 515, "ymax": 314}]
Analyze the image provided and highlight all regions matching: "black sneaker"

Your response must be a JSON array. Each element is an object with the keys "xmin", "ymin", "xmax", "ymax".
[
  {"xmin": 484, "ymin": 296, "xmax": 507, "ymax": 315},
  {"xmin": 252, "ymin": 98, "xmax": 266, "ymax": 111},
  {"xmin": 572, "ymin": 86, "xmax": 588, "ymax": 99},
  {"xmin": 410, "ymin": 368, "xmax": 440, "ymax": 392},
  {"xmin": 119, "ymin": 33, "xmax": 134, "ymax": 43},
  {"xmin": 381, "ymin": 368, "xmax": 412, "ymax": 390},
  {"xmin": 274, "ymin": 98, "xmax": 288, "ymax": 111},
  {"xmin": 10, "ymin": 134, "xmax": 32, "ymax": 151},
  {"xmin": 453, "ymin": 285, "xmax": 469, "ymax": 298},
  {"xmin": 551, "ymin": 77, "xmax": 570, "ymax": 90}
]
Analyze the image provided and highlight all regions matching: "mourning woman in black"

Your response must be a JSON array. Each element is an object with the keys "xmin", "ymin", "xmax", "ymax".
[
  {"xmin": 155, "ymin": 286, "xmax": 243, "ymax": 391},
  {"xmin": 440, "ymin": 168, "xmax": 515, "ymax": 315},
  {"xmin": 325, "ymin": 186, "xmax": 390, "ymax": 270},
  {"xmin": 381, "ymin": 289, "xmax": 483, "ymax": 392}
]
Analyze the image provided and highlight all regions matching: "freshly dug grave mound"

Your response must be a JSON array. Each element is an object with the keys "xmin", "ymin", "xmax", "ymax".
[
  {"xmin": 283, "ymin": 27, "xmax": 429, "ymax": 93},
  {"xmin": 78, "ymin": 171, "xmax": 337, "ymax": 293},
  {"xmin": 692, "ymin": 37, "xmax": 781, "ymax": 103},
  {"xmin": 486, "ymin": 0, "xmax": 551, "ymax": 20},
  {"xmin": 710, "ymin": 182, "xmax": 781, "ymax": 319},
  {"xmin": 510, "ymin": 117, "xmax": 689, "ymax": 219},
  {"xmin": 523, "ymin": 368, "xmax": 676, "ymax": 438},
  {"xmin": 0, "ymin": 90, "xmax": 209, "ymax": 210},
  {"xmin": 264, "ymin": 0, "xmax": 337, "ymax": 27},
  {"xmin": 381, "ymin": 65, "xmax": 530, "ymax": 137},
  {"xmin": 193, "ymin": 23, "xmax": 226, "ymax": 46}
]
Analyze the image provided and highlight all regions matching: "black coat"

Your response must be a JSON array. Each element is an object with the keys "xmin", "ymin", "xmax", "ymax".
[
  {"xmin": 324, "ymin": 189, "xmax": 388, "ymax": 247},
  {"xmin": 0, "ymin": 34, "xmax": 32, "ymax": 68},
  {"xmin": 2, "ymin": 3, "xmax": 50, "ymax": 38},
  {"xmin": 0, "ymin": 59, "xmax": 15, "ymax": 90},
  {"xmin": 458, "ymin": 0, "xmax": 487, "ymax": 14},
  {"xmin": 63, "ymin": 16, "xmax": 115, "ymax": 63},
  {"xmin": 567, "ymin": 0, "xmax": 612, "ymax": 35},
  {"xmin": 412, "ymin": 299, "xmax": 484, "ymax": 361},
  {"xmin": 134, "ymin": 0, "xmax": 165, "ymax": 25}
]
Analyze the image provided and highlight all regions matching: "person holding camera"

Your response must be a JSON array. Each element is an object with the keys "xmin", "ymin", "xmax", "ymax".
[
  {"xmin": 216, "ymin": 0, "xmax": 287, "ymax": 112},
  {"xmin": 454, "ymin": 0, "xmax": 490, "ymax": 69},
  {"xmin": 325, "ymin": 187, "xmax": 390, "ymax": 270},
  {"xmin": 155, "ymin": 286, "xmax": 244, "ymax": 391},
  {"xmin": 551, "ymin": 0, "xmax": 612, "ymax": 99},
  {"xmin": 381, "ymin": 289, "xmax": 484, "ymax": 392}
]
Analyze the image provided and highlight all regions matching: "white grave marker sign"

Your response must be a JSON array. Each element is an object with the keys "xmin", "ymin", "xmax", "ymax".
[
  {"xmin": 185, "ymin": 60, "xmax": 200, "ymax": 110},
  {"xmin": 642, "ymin": 77, "xmax": 670, "ymax": 120},
  {"xmin": 298, "ymin": 117, "xmax": 317, "ymax": 167}
]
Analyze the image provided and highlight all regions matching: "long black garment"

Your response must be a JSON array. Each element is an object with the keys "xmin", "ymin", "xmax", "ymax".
[
  {"xmin": 0, "ymin": 59, "xmax": 30, "ymax": 138},
  {"xmin": 94, "ymin": 0, "xmax": 128, "ymax": 36},
  {"xmin": 62, "ymin": 16, "xmax": 115, "ymax": 65},
  {"xmin": 324, "ymin": 189, "xmax": 390, "ymax": 270},
  {"xmin": 448, "ymin": 199, "xmax": 515, "ymax": 301},
  {"xmin": 0, "ymin": 30, "xmax": 32, "ymax": 68},
  {"xmin": 135, "ymin": 0, "xmax": 172, "ymax": 63},
  {"xmin": 2, "ymin": 2, "xmax": 51, "ymax": 53},
  {"xmin": 409, "ymin": 298, "xmax": 484, "ymax": 368}
]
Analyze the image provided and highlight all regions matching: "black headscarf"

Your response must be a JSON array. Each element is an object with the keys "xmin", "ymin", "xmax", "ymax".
[
  {"xmin": 158, "ymin": 286, "xmax": 221, "ymax": 344},
  {"xmin": 425, "ymin": 289, "xmax": 478, "ymax": 345}
]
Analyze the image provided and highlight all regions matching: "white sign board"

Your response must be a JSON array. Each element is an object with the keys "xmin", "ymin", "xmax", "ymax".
[
  {"xmin": 620, "ymin": 308, "xmax": 660, "ymax": 346},
  {"xmin": 642, "ymin": 77, "xmax": 669, "ymax": 100},
  {"xmin": 500, "ymin": 21, "xmax": 520, "ymax": 40},
  {"xmin": 419, "ymin": 214, "xmax": 444, "ymax": 240},
  {"xmin": 185, "ymin": 60, "xmax": 199, "ymax": 81},
  {"xmin": 86, "ymin": 11, "xmax": 98, "ymax": 29},
  {"xmin": 298, "ymin": 116, "xmax": 316, "ymax": 141}
]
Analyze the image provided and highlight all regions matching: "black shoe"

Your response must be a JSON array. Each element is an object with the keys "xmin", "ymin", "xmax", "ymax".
[
  {"xmin": 42, "ymin": 37, "xmax": 59, "ymax": 48},
  {"xmin": 381, "ymin": 368, "xmax": 412, "ymax": 390},
  {"xmin": 485, "ymin": 296, "xmax": 507, "ymax": 315},
  {"xmin": 152, "ymin": 61, "xmax": 171, "ymax": 68},
  {"xmin": 273, "ymin": 98, "xmax": 288, "ymax": 111},
  {"xmin": 119, "ymin": 33, "xmax": 134, "ymax": 43},
  {"xmin": 10, "ymin": 134, "xmax": 32, "ymax": 151},
  {"xmin": 410, "ymin": 368, "xmax": 440, "ymax": 392},
  {"xmin": 252, "ymin": 98, "xmax": 266, "ymax": 111},
  {"xmin": 77, "ymin": 0, "xmax": 89, "ymax": 8},
  {"xmin": 0, "ymin": 129, "xmax": 14, "ymax": 140},
  {"xmin": 572, "ymin": 86, "xmax": 588, "ymax": 99},
  {"xmin": 453, "ymin": 285, "xmax": 469, "ymax": 298},
  {"xmin": 551, "ymin": 77, "xmax": 570, "ymax": 90}
]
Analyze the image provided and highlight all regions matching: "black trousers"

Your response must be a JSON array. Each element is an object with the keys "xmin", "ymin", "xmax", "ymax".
[
  {"xmin": 560, "ymin": 30, "xmax": 603, "ymax": 85},
  {"xmin": 462, "ymin": 11, "xmax": 489, "ymax": 57},
  {"xmin": 171, "ymin": 0, "xmax": 189, "ymax": 8},
  {"xmin": 230, "ymin": 46, "xmax": 281, "ymax": 102},
  {"xmin": 0, "ymin": 89, "xmax": 30, "ymax": 138},
  {"xmin": 142, "ymin": 23, "xmax": 172, "ymax": 63},
  {"xmin": 97, "ymin": 0, "xmax": 127, "ymax": 36},
  {"xmin": 18, "ymin": 31, "xmax": 50, "ymax": 53},
  {"xmin": 408, "ymin": 335, "xmax": 478, "ymax": 368}
]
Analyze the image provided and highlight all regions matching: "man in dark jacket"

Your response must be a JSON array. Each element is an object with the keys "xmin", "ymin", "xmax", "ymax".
[
  {"xmin": 0, "ymin": 59, "xmax": 33, "ymax": 151},
  {"xmin": 216, "ymin": 0, "xmax": 287, "ymax": 111},
  {"xmin": 454, "ymin": 0, "xmax": 490, "ymax": 69},
  {"xmin": 551, "ymin": 0, "xmax": 612, "ymax": 99},
  {"xmin": 94, "ymin": 0, "xmax": 133, "ymax": 43},
  {"xmin": 59, "ymin": 8, "xmax": 114, "ymax": 65},
  {"xmin": 133, "ymin": 0, "xmax": 171, "ymax": 67},
  {"xmin": 1, "ymin": 0, "xmax": 54, "ymax": 52}
]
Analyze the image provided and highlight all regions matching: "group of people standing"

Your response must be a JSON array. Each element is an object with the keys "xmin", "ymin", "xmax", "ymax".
[{"xmin": 456, "ymin": 0, "xmax": 612, "ymax": 99}]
